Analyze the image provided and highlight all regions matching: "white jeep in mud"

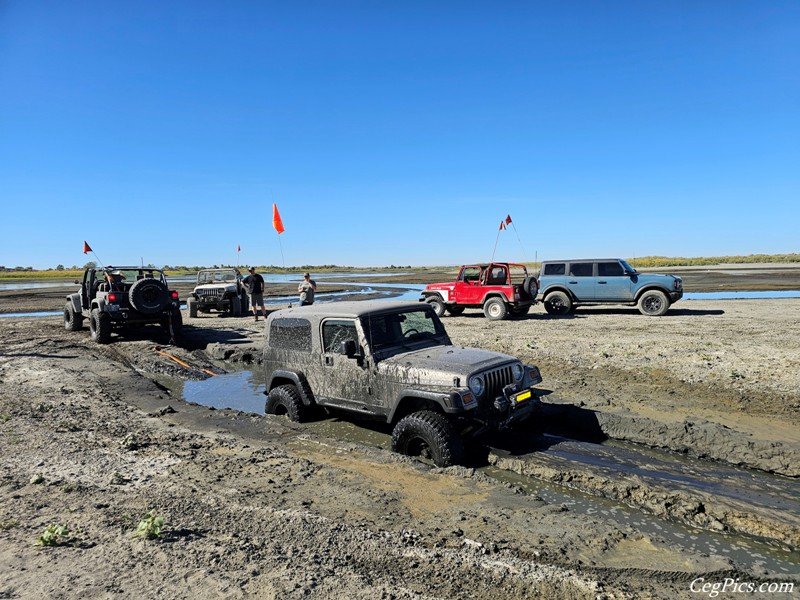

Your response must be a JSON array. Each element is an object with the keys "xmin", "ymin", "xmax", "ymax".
[
  {"xmin": 263, "ymin": 300, "xmax": 544, "ymax": 467},
  {"xmin": 186, "ymin": 268, "xmax": 249, "ymax": 318}
]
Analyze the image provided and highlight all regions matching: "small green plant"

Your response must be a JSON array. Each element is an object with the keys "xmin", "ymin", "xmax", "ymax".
[
  {"xmin": 37, "ymin": 524, "xmax": 71, "ymax": 547},
  {"xmin": 134, "ymin": 512, "xmax": 165, "ymax": 540}
]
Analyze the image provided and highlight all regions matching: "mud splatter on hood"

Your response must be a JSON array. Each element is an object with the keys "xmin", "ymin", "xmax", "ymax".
[{"xmin": 378, "ymin": 345, "xmax": 516, "ymax": 384}]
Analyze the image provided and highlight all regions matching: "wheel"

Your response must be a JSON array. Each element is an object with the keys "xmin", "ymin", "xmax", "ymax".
[
  {"xmin": 509, "ymin": 305, "xmax": 530, "ymax": 318},
  {"xmin": 265, "ymin": 384, "xmax": 309, "ymax": 422},
  {"xmin": 240, "ymin": 292, "xmax": 248, "ymax": 312},
  {"xmin": 128, "ymin": 278, "xmax": 170, "ymax": 315},
  {"xmin": 187, "ymin": 297, "xmax": 198, "ymax": 318},
  {"xmin": 161, "ymin": 306, "xmax": 183, "ymax": 334},
  {"xmin": 543, "ymin": 291, "xmax": 572, "ymax": 315},
  {"xmin": 391, "ymin": 410, "xmax": 464, "ymax": 468},
  {"xmin": 482, "ymin": 297, "xmax": 508, "ymax": 320},
  {"xmin": 445, "ymin": 305, "xmax": 465, "ymax": 316},
  {"xmin": 425, "ymin": 295, "xmax": 445, "ymax": 317},
  {"xmin": 89, "ymin": 308, "xmax": 111, "ymax": 344},
  {"xmin": 64, "ymin": 302, "xmax": 83, "ymax": 331},
  {"xmin": 638, "ymin": 289, "xmax": 669, "ymax": 316},
  {"xmin": 522, "ymin": 276, "xmax": 539, "ymax": 299},
  {"xmin": 231, "ymin": 296, "xmax": 242, "ymax": 317}
]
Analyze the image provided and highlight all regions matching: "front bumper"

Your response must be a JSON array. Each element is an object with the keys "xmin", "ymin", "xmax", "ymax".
[
  {"xmin": 495, "ymin": 385, "xmax": 541, "ymax": 429},
  {"xmin": 669, "ymin": 290, "xmax": 683, "ymax": 302}
]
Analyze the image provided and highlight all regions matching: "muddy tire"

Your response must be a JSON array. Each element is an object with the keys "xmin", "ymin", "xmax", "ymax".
[
  {"xmin": 544, "ymin": 291, "xmax": 572, "ymax": 315},
  {"xmin": 64, "ymin": 302, "xmax": 83, "ymax": 331},
  {"xmin": 445, "ymin": 305, "xmax": 465, "ymax": 316},
  {"xmin": 161, "ymin": 307, "xmax": 183, "ymax": 335},
  {"xmin": 638, "ymin": 289, "xmax": 669, "ymax": 316},
  {"xmin": 482, "ymin": 297, "xmax": 507, "ymax": 320},
  {"xmin": 128, "ymin": 278, "xmax": 170, "ymax": 315},
  {"xmin": 265, "ymin": 384, "xmax": 309, "ymax": 422},
  {"xmin": 240, "ymin": 292, "xmax": 248, "ymax": 312},
  {"xmin": 89, "ymin": 308, "xmax": 111, "ymax": 344},
  {"xmin": 425, "ymin": 295, "xmax": 445, "ymax": 317},
  {"xmin": 231, "ymin": 296, "xmax": 242, "ymax": 317},
  {"xmin": 391, "ymin": 410, "xmax": 464, "ymax": 468},
  {"xmin": 187, "ymin": 297, "xmax": 198, "ymax": 319}
]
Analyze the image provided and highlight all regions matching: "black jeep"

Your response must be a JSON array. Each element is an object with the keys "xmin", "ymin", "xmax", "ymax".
[{"xmin": 64, "ymin": 266, "xmax": 182, "ymax": 344}]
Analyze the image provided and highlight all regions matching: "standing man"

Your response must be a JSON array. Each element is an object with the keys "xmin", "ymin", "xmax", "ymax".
[
  {"xmin": 242, "ymin": 267, "xmax": 267, "ymax": 321},
  {"xmin": 298, "ymin": 272, "xmax": 317, "ymax": 306}
]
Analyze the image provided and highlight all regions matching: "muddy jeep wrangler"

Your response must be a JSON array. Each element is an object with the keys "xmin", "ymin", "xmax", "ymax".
[
  {"xmin": 64, "ymin": 266, "xmax": 182, "ymax": 344},
  {"xmin": 422, "ymin": 262, "xmax": 538, "ymax": 320},
  {"xmin": 263, "ymin": 300, "xmax": 543, "ymax": 467},
  {"xmin": 186, "ymin": 268, "xmax": 248, "ymax": 318}
]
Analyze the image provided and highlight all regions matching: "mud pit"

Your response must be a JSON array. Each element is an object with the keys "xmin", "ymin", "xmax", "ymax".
[{"xmin": 1, "ymin": 295, "xmax": 799, "ymax": 598}]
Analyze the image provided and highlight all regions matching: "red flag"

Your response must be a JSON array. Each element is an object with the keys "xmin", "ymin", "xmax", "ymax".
[
  {"xmin": 499, "ymin": 221, "xmax": 506, "ymax": 231},
  {"xmin": 272, "ymin": 203, "xmax": 285, "ymax": 234},
  {"xmin": 505, "ymin": 214, "xmax": 512, "ymax": 225},
  {"xmin": 237, "ymin": 244, "xmax": 241, "ymax": 252},
  {"xmin": 83, "ymin": 241, "xmax": 92, "ymax": 254}
]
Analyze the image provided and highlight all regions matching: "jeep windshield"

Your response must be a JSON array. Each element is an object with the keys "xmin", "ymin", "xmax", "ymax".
[
  {"xmin": 198, "ymin": 270, "xmax": 237, "ymax": 284},
  {"xmin": 362, "ymin": 308, "xmax": 448, "ymax": 351}
]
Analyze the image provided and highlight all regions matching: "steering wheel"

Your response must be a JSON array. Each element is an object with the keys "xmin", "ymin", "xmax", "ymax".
[{"xmin": 403, "ymin": 328, "xmax": 420, "ymax": 338}]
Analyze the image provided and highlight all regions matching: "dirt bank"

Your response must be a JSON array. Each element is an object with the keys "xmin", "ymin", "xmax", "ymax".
[{"xmin": 0, "ymin": 296, "xmax": 798, "ymax": 599}]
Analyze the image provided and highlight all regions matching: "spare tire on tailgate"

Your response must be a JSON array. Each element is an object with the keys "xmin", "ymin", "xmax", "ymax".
[
  {"xmin": 522, "ymin": 276, "xmax": 538, "ymax": 299},
  {"xmin": 128, "ymin": 277, "xmax": 170, "ymax": 314}
]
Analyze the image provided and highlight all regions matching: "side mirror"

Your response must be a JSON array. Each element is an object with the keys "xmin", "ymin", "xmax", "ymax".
[{"xmin": 338, "ymin": 340, "xmax": 357, "ymax": 358}]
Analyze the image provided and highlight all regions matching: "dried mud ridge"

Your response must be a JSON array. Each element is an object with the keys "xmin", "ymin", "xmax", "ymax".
[{"xmin": 2, "ymin": 298, "xmax": 799, "ymax": 599}]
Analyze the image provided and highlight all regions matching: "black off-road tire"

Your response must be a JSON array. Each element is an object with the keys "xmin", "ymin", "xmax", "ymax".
[
  {"xmin": 425, "ymin": 295, "xmax": 445, "ymax": 317},
  {"xmin": 265, "ymin": 384, "xmax": 309, "ymax": 423},
  {"xmin": 482, "ymin": 297, "xmax": 508, "ymax": 320},
  {"xmin": 391, "ymin": 410, "xmax": 464, "ymax": 468},
  {"xmin": 128, "ymin": 278, "xmax": 170, "ymax": 315},
  {"xmin": 64, "ymin": 302, "xmax": 83, "ymax": 331},
  {"xmin": 543, "ymin": 291, "xmax": 572, "ymax": 315},
  {"xmin": 240, "ymin": 292, "xmax": 248, "ymax": 312},
  {"xmin": 522, "ymin": 276, "xmax": 539, "ymax": 299},
  {"xmin": 446, "ymin": 305, "xmax": 465, "ymax": 316},
  {"xmin": 231, "ymin": 296, "xmax": 242, "ymax": 317},
  {"xmin": 160, "ymin": 306, "xmax": 183, "ymax": 335},
  {"xmin": 638, "ymin": 289, "xmax": 670, "ymax": 316},
  {"xmin": 89, "ymin": 308, "xmax": 111, "ymax": 344},
  {"xmin": 187, "ymin": 297, "xmax": 198, "ymax": 318}
]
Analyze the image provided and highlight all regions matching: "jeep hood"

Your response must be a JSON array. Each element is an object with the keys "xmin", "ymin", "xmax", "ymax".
[
  {"xmin": 378, "ymin": 345, "xmax": 516, "ymax": 385},
  {"xmin": 195, "ymin": 283, "xmax": 238, "ymax": 292}
]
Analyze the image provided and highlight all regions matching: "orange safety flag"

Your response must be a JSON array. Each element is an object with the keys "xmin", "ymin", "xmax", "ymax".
[
  {"xmin": 83, "ymin": 241, "xmax": 92, "ymax": 254},
  {"xmin": 499, "ymin": 220, "xmax": 506, "ymax": 231},
  {"xmin": 272, "ymin": 203, "xmax": 285, "ymax": 234},
  {"xmin": 505, "ymin": 214, "xmax": 512, "ymax": 225}
]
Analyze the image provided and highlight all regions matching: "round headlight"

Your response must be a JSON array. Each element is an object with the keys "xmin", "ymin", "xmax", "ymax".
[
  {"xmin": 512, "ymin": 363, "xmax": 524, "ymax": 381},
  {"xmin": 468, "ymin": 375, "xmax": 485, "ymax": 397}
]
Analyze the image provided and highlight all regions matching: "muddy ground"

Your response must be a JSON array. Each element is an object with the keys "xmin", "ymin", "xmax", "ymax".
[{"xmin": 0, "ymin": 266, "xmax": 799, "ymax": 598}]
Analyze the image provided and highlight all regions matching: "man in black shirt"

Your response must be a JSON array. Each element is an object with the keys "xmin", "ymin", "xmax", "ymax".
[{"xmin": 242, "ymin": 267, "xmax": 267, "ymax": 321}]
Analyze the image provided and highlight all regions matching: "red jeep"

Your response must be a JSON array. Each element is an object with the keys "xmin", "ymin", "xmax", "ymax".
[{"xmin": 421, "ymin": 262, "xmax": 538, "ymax": 320}]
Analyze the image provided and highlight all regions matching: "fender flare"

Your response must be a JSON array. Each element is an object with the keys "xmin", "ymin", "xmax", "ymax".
[
  {"xmin": 634, "ymin": 286, "xmax": 671, "ymax": 302},
  {"xmin": 267, "ymin": 369, "xmax": 316, "ymax": 406},
  {"xmin": 67, "ymin": 294, "xmax": 82, "ymax": 314},
  {"xmin": 541, "ymin": 286, "xmax": 575, "ymax": 302},
  {"xmin": 480, "ymin": 292, "xmax": 508, "ymax": 306},
  {"xmin": 387, "ymin": 389, "xmax": 457, "ymax": 423}
]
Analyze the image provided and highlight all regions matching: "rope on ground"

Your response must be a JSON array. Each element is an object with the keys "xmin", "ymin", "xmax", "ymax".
[{"xmin": 153, "ymin": 347, "xmax": 218, "ymax": 377}]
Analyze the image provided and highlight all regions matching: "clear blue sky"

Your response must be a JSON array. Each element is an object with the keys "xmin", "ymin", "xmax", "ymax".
[{"xmin": 1, "ymin": 1, "xmax": 798, "ymax": 269}]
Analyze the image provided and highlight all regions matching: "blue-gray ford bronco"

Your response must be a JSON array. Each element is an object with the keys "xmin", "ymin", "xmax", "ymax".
[
  {"xmin": 538, "ymin": 258, "xmax": 683, "ymax": 316},
  {"xmin": 263, "ymin": 300, "xmax": 543, "ymax": 467}
]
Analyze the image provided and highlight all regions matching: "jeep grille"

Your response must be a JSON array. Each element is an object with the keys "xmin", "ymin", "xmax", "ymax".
[
  {"xmin": 483, "ymin": 365, "xmax": 514, "ymax": 400},
  {"xmin": 197, "ymin": 288, "xmax": 224, "ymax": 299}
]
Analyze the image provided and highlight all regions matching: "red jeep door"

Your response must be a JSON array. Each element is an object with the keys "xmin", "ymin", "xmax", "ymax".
[{"xmin": 452, "ymin": 265, "xmax": 484, "ymax": 304}]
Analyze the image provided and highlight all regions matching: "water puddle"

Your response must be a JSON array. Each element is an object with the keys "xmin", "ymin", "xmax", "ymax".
[{"xmin": 182, "ymin": 369, "xmax": 267, "ymax": 414}]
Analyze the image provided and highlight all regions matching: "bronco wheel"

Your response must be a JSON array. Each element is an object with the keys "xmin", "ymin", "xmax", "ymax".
[
  {"xmin": 482, "ymin": 297, "xmax": 508, "ymax": 320},
  {"xmin": 64, "ymin": 302, "xmax": 83, "ymax": 331},
  {"xmin": 425, "ymin": 295, "xmax": 445, "ymax": 317},
  {"xmin": 128, "ymin": 278, "xmax": 170, "ymax": 315},
  {"xmin": 187, "ymin": 297, "xmax": 198, "ymax": 318},
  {"xmin": 391, "ymin": 410, "xmax": 464, "ymax": 468},
  {"xmin": 543, "ymin": 291, "xmax": 572, "ymax": 315},
  {"xmin": 638, "ymin": 289, "xmax": 669, "ymax": 316},
  {"xmin": 89, "ymin": 308, "xmax": 111, "ymax": 344},
  {"xmin": 445, "ymin": 305, "xmax": 465, "ymax": 316},
  {"xmin": 265, "ymin": 384, "xmax": 309, "ymax": 422}
]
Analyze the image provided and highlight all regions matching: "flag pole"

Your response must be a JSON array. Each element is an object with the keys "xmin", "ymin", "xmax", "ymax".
[
  {"xmin": 277, "ymin": 235, "xmax": 286, "ymax": 269},
  {"xmin": 491, "ymin": 221, "xmax": 503, "ymax": 263}
]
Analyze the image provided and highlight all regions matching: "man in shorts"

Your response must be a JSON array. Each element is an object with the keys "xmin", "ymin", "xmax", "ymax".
[{"xmin": 242, "ymin": 267, "xmax": 266, "ymax": 321}]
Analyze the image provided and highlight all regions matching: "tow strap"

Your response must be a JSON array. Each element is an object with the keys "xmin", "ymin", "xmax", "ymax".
[{"xmin": 153, "ymin": 347, "xmax": 218, "ymax": 377}]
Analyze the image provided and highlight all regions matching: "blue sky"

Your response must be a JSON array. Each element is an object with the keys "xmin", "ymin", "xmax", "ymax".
[{"xmin": 1, "ymin": 1, "xmax": 798, "ymax": 269}]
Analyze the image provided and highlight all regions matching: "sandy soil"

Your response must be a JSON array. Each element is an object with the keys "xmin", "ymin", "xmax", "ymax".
[{"xmin": 0, "ymin": 274, "xmax": 799, "ymax": 598}]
